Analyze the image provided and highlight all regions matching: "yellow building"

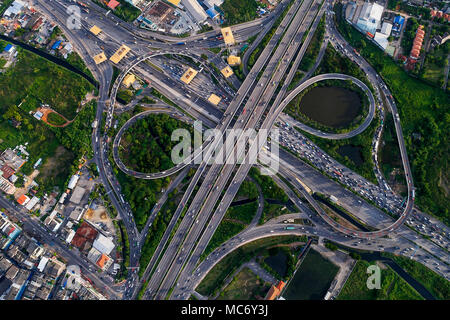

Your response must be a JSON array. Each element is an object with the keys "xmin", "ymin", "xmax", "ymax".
[
  {"xmin": 93, "ymin": 52, "xmax": 107, "ymax": 65},
  {"xmin": 110, "ymin": 44, "xmax": 131, "ymax": 64},
  {"xmin": 180, "ymin": 67, "xmax": 198, "ymax": 85},
  {"xmin": 166, "ymin": 0, "xmax": 181, "ymax": 6},
  {"xmin": 227, "ymin": 55, "xmax": 241, "ymax": 66},
  {"xmin": 90, "ymin": 25, "xmax": 102, "ymax": 36},
  {"xmin": 221, "ymin": 66, "xmax": 234, "ymax": 78},
  {"xmin": 221, "ymin": 27, "xmax": 235, "ymax": 46},
  {"xmin": 208, "ymin": 94, "xmax": 221, "ymax": 106},
  {"xmin": 123, "ymin": 74, "xmax": 136, "ymax": 88}
]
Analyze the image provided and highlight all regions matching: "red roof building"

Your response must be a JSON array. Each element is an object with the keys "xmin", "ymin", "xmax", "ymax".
[
  {"xmin": 409, "ymin": 26, "xmax": 425, "ymax": 60},
  {"xmin": 107, "ymin": 0, "xmax": 120, "ymax": 10},
  {"xmin": 17, "ymin": 194, "xmax": 30, "ymax": 206},
  {"xmin": 71, "ymin": 222, "xmax": 98, "ymax": 252},
  {"xmin": 1, "ymin": 165, "xmax": 14, "ymax": 179}
]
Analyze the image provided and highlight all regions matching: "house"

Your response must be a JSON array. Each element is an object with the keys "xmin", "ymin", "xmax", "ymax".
[{"xmin": 17, "ymin": 194, "xmax": 30, "ymax": 206}]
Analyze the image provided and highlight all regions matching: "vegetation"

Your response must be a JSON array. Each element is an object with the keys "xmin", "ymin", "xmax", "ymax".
[
  {"xmin": 0, "ymin": 0, "xmax": 14, "ymax": 16},
  {"xmin": 208, "ymin": 47, "xmax": 221, "ymax": 54},
  {"xmin": 203, "ymin": 220, "xmax": 246, "ymax": 258},
  {"xmin": 117, "ymin": 89, "xmax": 135, "ymax": 105},
  {"xmin": 119, "ymin": 113, "xmax": 193, "ymax": 173},
  {"xmin": 335, "ymin": 3, "xmax": 450, "ymax": 224},
  {"xmin": 297, "ymin": 110, "xmax": 379, "ymax": 185},
  {"xmin": 0, "ymin": 44, "xmax": 96, "ymax": 194},
  {"xmin": 421, "ymin": 41, "xmax": 450, "ymax": 88},
  {"xmin": 196, "ymin": 236, "xmax": 303, "ymax": 297},
  {"xmin": 0, "ymin": 43, "xmax": 93, "ymax": 119},
  {"xmin": 338, "ymin": 260, "xmax": 423, "ymax": 300},
  {"xmin": 226, "ymin": 201, "xmax": 258, "ymax": 225},
  {"xmin": 113, "ymin": 220, "xmax": 130, "ymax": 281},
  {"xmin": 217, "ymin": 267, "xmax": 270, "ymax": 300},
  {"xmin": 220, "ymin": 0, "xmax": 259, "ymax": 26},
  {"xmin": 387, "ymin": 0, "xmax": 431, "ymax": 20},
  {"xmin": 92, "ymin": 0, "xmax": 141, "ymax": 22},
  {"xmin": 249, "ymin": 167, "xmax": 289, "ymax": 202},
  {"xmin": 46, "ymin": 112, "xmax": 66, "ymax": 126},
  {"xmin": 401, "ymin": 18, "xmax": 420, "ymax": 59},
  {"xmin": 379, "ymin": 112, "xmax": 406, "ymax": 190},
  {"xmin": 382, "ymin": 252, "xmax": 450, "ymax": 300},
  {"xmin": 140, "ymin": 96, "xmax": 156, "ymax": 104},
  {"xmin": 259, "ymin": 202, "xmax": 289, "ymax": 225},
  {"xmin": 66, "ymin": 52, "xmax": 94, "ymax": 80},
  {"xmin": 108, "ymin": 108, "xmax": 172, "ymax": 230},
  {"xmin": 298, "ymin": 16, "xmax": 325, "ymax": 72},
  {"xmin": 236, "ymin": 179, "xmax": 259, "ymax": 199},
  {"xmin": 139, "ymin": 188, "xmax": 182, "ymax": 277}
]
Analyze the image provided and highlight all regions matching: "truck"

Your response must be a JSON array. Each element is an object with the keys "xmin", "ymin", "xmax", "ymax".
[
  {"xmin": 175, "ymin": 41, "xmax": 186, "ymax": 45},
  {"xmin": 285, "ymin": 227, "xmax": 295, "ymax": 230}
]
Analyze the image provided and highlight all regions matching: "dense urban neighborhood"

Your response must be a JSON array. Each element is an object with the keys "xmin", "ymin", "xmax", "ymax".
[{"xmin": 0, "ymin": 0, "xmax": 448, "ymax": 310}]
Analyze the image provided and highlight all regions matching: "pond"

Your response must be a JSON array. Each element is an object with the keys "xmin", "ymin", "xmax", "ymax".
[
  {"xmin": 299, "ymin": 86, "xmax": 362, "ymax": 128},
  {"xmin": 264, "ymin": 250, "xmax": 288, "ymax": 278},
  {"xmin": 283, "ymin": 249, "xmax": 339, "ymax": 300}
]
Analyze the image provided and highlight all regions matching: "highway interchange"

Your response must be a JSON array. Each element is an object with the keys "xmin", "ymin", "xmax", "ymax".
[{"xmin": 6, "ymin": 0, "xmax": 448, "ymax": 300}]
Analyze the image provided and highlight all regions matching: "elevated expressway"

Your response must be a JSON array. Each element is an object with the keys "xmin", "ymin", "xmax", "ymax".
[
  {"xmin": 146, "ymin": 0, "xmax": 325, "ymax": 300},
  {"xmin": 136, "ymin": 0, "xmax": 320, "ymax": 299}
]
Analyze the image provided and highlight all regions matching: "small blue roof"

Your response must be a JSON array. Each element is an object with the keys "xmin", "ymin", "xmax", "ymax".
[
  {"xmin": 4, "ymin": 44, "xmax": 13, "ymax": 52},
  {"xmin": 394, "ymin": 15, "xmax": 405, "ymax": 25},
  {"xmin": 52, "ymin": 40, "xmax": 62, "ymax": 50},
  {"xmin": 206, "ymin": 7, "xmax": 218, "ymax": 19}
]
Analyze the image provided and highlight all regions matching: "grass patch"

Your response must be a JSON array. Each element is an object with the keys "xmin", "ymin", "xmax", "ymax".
[
  {"xmin": 338, "ymin": 260, "xmax": 423, "ymax": 300},
  {"xmin": 335, "ymin": 2, "xmax": 450, "ymax": 224},
  {"xmin": 196, "ymin": 235, "xmax": 304, "ymax": 297},
  {"xmin": 46, "ymin": 112, "xmax": 66, "ymax": 126},
  {"xmin": 0, "ymin": 42, "xmax": 93, "ymax": 119},
  {"xmin": 217, "ymin": 267, "xmax": 270, "ymax": 300},
  {"xmin": 382, "ymin": 252, "xmax": 450, "ymax": 300}
]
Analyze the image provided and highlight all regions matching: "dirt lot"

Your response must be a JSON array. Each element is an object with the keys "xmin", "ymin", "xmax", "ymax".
[{"xmin": 84, "ymin": 205, "xmax": 114, "ymax": 234}]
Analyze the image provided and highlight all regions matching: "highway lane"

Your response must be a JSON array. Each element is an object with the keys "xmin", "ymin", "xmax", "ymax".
[
  {"xmin": 178, "ymin": 223, "xmax": 449, "ymax": 299},
  {"xmin": 169, "ymin": 0, "xmax": 326, "ymax": 300},
  {"xmin": 140, "ymin": 0, "xmax": 314, "ymax": 299},
  {"xmin": 242, "ymin": 0, "xmax": 292, "ymax": 75},
  {"xmin": 155, "ymin": 0, "xmax": 323, "ymax": 299}
]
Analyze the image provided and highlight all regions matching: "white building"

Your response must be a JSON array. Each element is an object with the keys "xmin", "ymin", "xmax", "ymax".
[
  {"xmin": 203, "ymin": 0, "xmax": 223, "ymax": 7},
  {"xmin": 25, "ymin": 196, "xmax": 39, "ymax": 211},
  {"xmin": 92, "ymin": 234, "xmax": 115, "ymax": 255},
  {"xmin": 356, "ymin": 2, "xmax": 384, "ymax": 35},
  {"xmin": 67, "ymin": 175, "xmax": 79, "ymax": 190},
  {"xmin": 181, "ymin": 0, "xmax": 208, "ymax": 23},
  {"xmin": 3, "ymin": 0, "xmax": 25, "ymax": 17},
  {"xmin": 380, "ymin": 21, "xmax": 392, "ymax": 36},
  {"xmin": 37, "ymin": 256, "xmax": 49, "ymax": 273}
]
